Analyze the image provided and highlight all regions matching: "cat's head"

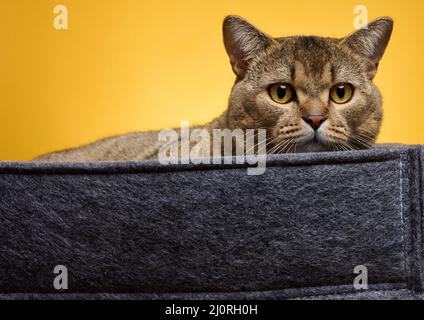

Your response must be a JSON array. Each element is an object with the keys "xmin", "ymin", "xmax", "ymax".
[{"xmin": 223, "ymin": 16, "xmax": 393, "ymax": 152}]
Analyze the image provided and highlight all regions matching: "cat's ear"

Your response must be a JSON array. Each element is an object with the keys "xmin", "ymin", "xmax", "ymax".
[
  {"xmin": 223, "ymin": 16, "xmax": 274, "ymax": 77},
  {"xmin": 341, "ymin": 17, "xmax": 393, "ymax": 79}
]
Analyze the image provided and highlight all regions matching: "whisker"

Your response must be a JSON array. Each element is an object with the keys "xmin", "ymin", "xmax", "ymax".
[
  {"xmin": 245, "ymin": 136, "xmax": 275, "ymax": 154},
  {"xmin": 278, "ymin": 138, "xmax": 295, "ymax": 154}
]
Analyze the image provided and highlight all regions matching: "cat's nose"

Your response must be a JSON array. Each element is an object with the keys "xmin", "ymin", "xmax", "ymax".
[{"xmin": 303, "ymin": 114, "xmax": 326, "ymax": 130}]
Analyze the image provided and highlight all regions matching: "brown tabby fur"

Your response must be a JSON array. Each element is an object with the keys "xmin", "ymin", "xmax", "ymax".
[{"xmin": 35, "ymin": 15, "xmax": 393, "ymax": 161}]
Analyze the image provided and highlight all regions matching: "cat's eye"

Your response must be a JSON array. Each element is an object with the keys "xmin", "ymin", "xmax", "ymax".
[
  {"xmin": 269, "ymin": 83, "xmax": 295, "ymax": 104},
  {"xmin": 330, "ymin": 83, "xmax": 354, "ymax": 104}
]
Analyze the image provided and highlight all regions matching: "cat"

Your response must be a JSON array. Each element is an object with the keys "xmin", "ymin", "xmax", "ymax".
[{"xmin": 34, "ymin": 15, "xmax": 393, "ymax": 162}]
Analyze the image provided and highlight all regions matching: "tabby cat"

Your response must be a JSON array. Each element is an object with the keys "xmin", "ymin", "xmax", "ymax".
[{"xmin": 35, "ymin": 15, "xmax": 393, "ymax": 161}]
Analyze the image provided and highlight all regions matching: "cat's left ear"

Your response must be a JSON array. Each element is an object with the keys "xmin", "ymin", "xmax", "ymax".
[{"xmin": 341, "ymin": 17, "xmax": 393, "ymax": 79}]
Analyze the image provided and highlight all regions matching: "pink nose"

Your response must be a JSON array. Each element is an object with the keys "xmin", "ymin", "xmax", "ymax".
[{"xmin": 303, "ymin": 114, "xmax": 326, "ymax": 130}]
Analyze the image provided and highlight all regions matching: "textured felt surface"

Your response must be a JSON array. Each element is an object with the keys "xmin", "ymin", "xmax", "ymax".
[{"xmin": 0, "ymin": 144, "xmax": 422, "ymax": 300}]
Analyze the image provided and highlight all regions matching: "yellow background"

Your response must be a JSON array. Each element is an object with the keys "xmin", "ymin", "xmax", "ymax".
[{"xmin": 0, "ymin": 0, "xmax": 423, "ymax": 161}]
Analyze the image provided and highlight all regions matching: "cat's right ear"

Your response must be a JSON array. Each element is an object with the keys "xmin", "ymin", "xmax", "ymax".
[{"xmin": 223, "ymin": 16, "xmax": 274, "ymax": 77}]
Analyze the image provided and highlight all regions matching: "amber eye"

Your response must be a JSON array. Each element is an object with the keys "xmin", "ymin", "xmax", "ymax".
[
  {"xmin": 269, "ymin": 83, "xmax": 295, "ymax": 104},
  {"xmin": 330, "ymin": 83, "xmax": 354, "ymax": 104}
]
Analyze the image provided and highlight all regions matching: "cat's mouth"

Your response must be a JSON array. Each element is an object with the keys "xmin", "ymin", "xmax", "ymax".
[
  {"xmin": 302, "ymin": 130, "xmax": 338, "ymax": 152},
  {"xmin": 270, "ymin": 132, "xmax": 330, "ymax": 153},
  {"xmin": 271, "ymin": 130, "xmax": 340, "ymax": 153},
  {"xmin": 296, "ymin": 129, "xmax": 353, "ymax": 152},
  {"xmin": 271, "ymin": 120, "xmax": 357, "ymax": 153},
  {"xmin": 295, "ymin": 136, "xmax": 331, "ymax": 153}
]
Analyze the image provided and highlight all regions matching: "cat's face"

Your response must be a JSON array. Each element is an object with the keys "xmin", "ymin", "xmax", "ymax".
[{"xmin": 223, "ymin": 16, "xmax": 393, "ymax": 152}]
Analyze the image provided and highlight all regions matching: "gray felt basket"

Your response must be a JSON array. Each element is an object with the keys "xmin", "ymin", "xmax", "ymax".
[{"xmin": 0, "ymin": 144, "xmax": 423, "ymax": 300}]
